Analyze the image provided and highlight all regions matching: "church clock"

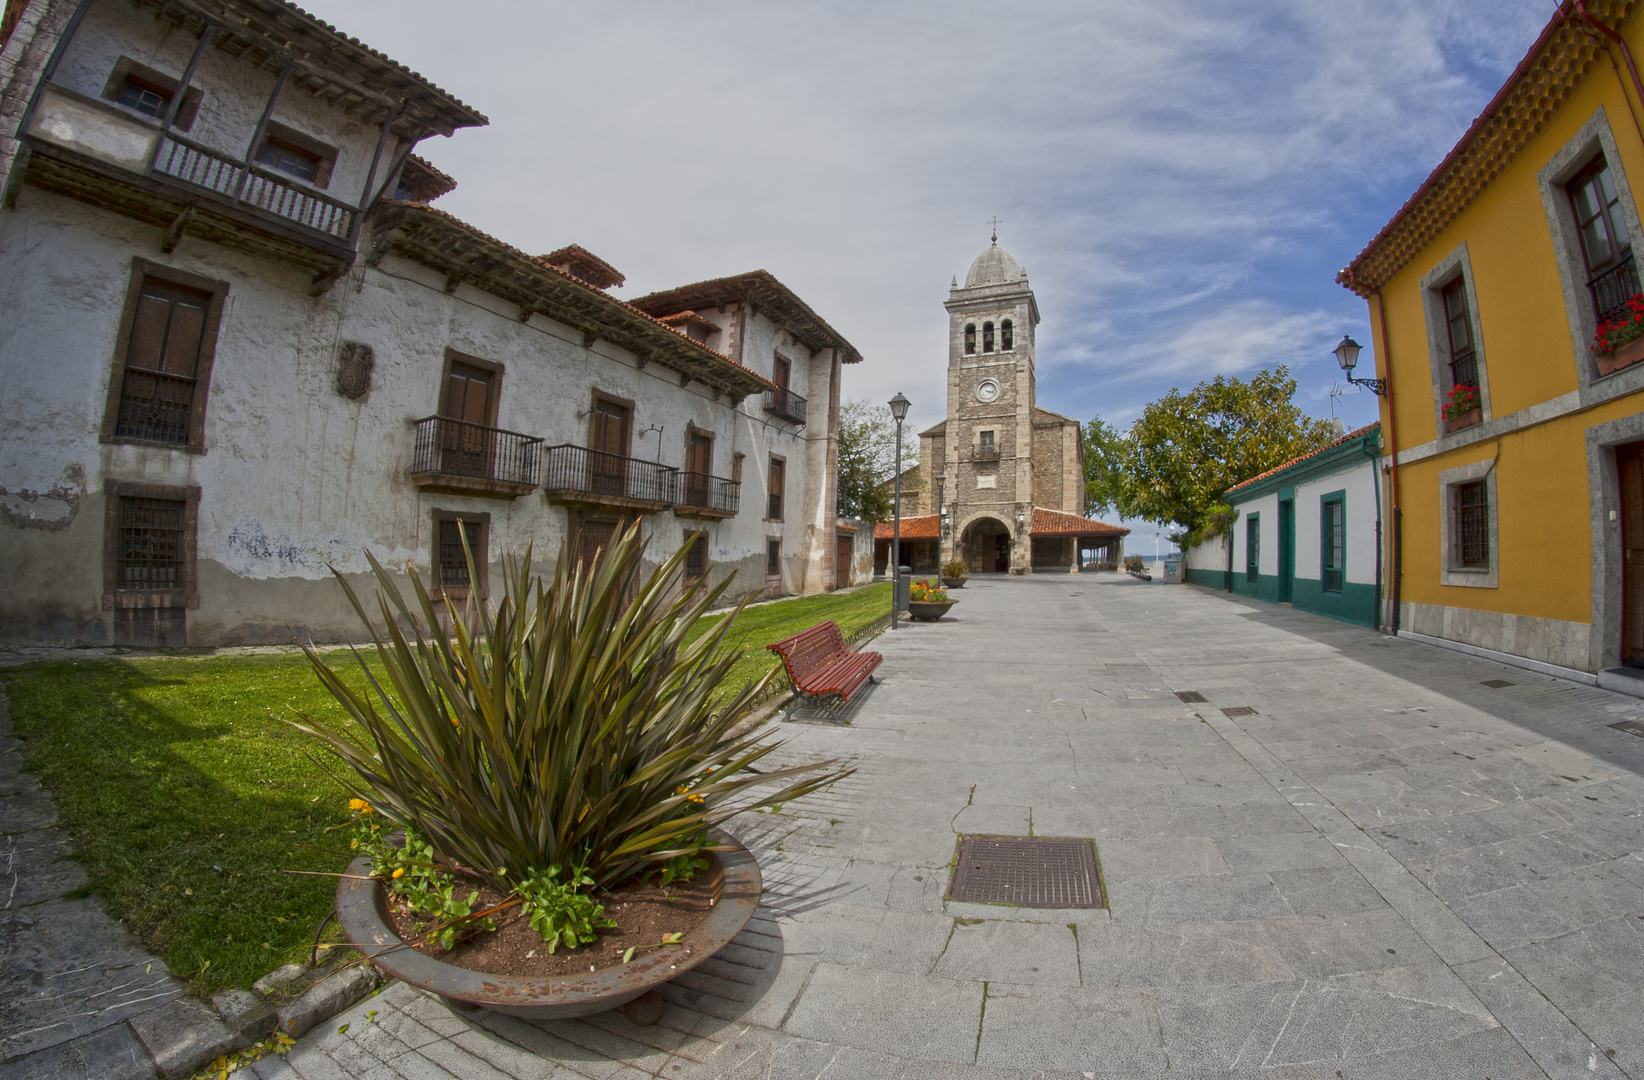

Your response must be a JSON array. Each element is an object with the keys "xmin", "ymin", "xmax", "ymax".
[{"xmin": 974, "ymin": 378, "xmax": 1000, "ymax": 403}]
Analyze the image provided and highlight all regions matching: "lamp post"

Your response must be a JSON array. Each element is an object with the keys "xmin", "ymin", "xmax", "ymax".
[
  {"xmin": 1334, "ymin": 335, "xmax": 1385, "ymax": 396},
  {"xmin": 889, "ymin": 393, "xmax": 910, "ymax": 629}
]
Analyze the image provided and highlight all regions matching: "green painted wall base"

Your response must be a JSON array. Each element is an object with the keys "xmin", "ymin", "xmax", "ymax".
[{"xmin": 1192, "ymin": 571, "xmax": 1379, "ymax": 628}]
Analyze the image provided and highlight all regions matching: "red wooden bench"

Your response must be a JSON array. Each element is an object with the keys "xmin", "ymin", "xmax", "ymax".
[{"xmin": 766, "ymin": 620, "xmax": 882, "ymax": 707}]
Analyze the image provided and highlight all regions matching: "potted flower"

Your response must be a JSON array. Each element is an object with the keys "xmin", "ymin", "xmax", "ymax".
[
  {"xmin": 292, "ymin": 525, "xmax": 849, "ymax": 1019},
  {"xmin": 940, "ymin": 558, "xmax": 968, "ymax": 589},
  {"xmin": 907, "ymin": 578, "xmax": 957, "ymax": 621},
  {"xmin": 1594, "ymin": 292, "xmax": 1644, "ymax": 375},
  {"xmin": 1443, "ymin": 383, "xmax": 1482, "ymax": 433}
]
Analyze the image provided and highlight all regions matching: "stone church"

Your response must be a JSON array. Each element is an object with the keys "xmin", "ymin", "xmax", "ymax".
[{"xmin": 876, "ymin": 237, "xmax": 1128, "ymax": 574}]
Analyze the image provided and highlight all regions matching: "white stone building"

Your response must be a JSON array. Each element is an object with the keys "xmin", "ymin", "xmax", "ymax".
[{"xmin": 0, "ymin": 0, "xmax": 865, "ymax": 647}]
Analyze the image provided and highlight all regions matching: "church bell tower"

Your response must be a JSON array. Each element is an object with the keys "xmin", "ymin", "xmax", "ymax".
[{"xmin": 938, "ymin": 234, "xmax": 1042, "ymax": 573}]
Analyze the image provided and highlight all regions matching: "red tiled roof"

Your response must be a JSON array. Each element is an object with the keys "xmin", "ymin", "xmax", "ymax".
[
  {"xmin": 1030, "ymin": 508, "xmax": 1129, "ymax": 537},
  {"xmin": 629, "ymin": 271, "xmax": 864, "ymax": 365},
  {"xmin": 873, "ymin": 516, "xmax": 939, "ymax": 540},
  {"xmin": 397, "ymin": 155, "xmax": 456, "ymax": 202},
  {"xmin": 1224, "ymin": 422, "xmax": 1380, "ymax": 496},
  {"xmin": 872, "ymin": 510, "xmax": 1129, "ymax": 540},
  {"xmin": 540, "ymin": 245, "xmax": 625, "ymax": 290}
]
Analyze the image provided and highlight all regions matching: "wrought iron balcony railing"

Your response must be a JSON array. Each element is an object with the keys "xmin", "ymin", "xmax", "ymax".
[
  {"xmin": 412, "ymin": 416, "xmax": 543, "ymax": 489},
  {"xmin": 764, "ymin": 387, "xmax": 807, "ymax": 425},
  {"xmin": 1589, "ymin": 249, "xmax": 1640, "ymax": 327},
  {"xmin": 543, "ymin": 445, "xmax": 681, "ymax": 506},
  {"xmin": 678, "ymin": 471, "xmax": 741, "ymax": 516}
]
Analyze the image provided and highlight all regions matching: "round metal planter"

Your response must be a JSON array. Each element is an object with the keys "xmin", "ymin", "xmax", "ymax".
[
  {"xmin": 940, "ymin": 577, "xmax": 966, "ymax": 589},
  {"xmin": 335, "ymin": 827, "xmax": 761, "ymax": 1019},
  {"xmin": 907, "ymin": 600, "xmax": 957, "ymax": 622}
]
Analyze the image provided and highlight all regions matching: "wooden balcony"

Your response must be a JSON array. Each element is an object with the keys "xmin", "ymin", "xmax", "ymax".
[
  {"xmin": 674, "ymin": 472, "xmax": 741, "ymax": 520},
  {"xmin": 20, "ymin": 85, "xmax": 358, "ymax": 290},
  {"xmin": 410, "ymin": 416, "xmax": 542, "ymax": 499},
  {"xmin": 543, "ymin": 445, "xmax": 680, "ymax": 512}
]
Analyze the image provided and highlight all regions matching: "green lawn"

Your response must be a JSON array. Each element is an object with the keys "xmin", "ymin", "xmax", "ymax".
[{"xmin": 2, "ymin": 582, "xmax": 889, "ymax": 996}]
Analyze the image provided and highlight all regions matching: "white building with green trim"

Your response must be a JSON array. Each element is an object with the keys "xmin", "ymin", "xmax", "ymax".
[{"xmin": 1185, "ymin": 423, "xmax": 1383, "ymax": 628}]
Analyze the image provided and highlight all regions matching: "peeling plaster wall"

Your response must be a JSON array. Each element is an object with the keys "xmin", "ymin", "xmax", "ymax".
[{"xmin": 0, "ymin": 186, "xmax": 840, "ymax": 644}]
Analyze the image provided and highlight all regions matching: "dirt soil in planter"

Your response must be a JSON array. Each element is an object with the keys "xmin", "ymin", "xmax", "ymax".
[{"xmin": 384, "ymin": 872, "xmax": 718, "ymax": 978}]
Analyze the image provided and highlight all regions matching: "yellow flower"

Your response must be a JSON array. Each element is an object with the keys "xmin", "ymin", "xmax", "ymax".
[
  {"xmin": 675, "ymin": 785, "xmax": 689, "ymax": 796},
  {"xmin": 391, "ymin": 867, "xmax": 405, "ymax": 879},
  {"xmin": 348, "ymin": 798, "xmax": 373, "ymax": 814},
  {"xmin": 688, "ymin": 794, "xmax": 705, "ymax": 804}
]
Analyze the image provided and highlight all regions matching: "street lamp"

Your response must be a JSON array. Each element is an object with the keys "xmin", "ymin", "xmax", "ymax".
[
  {"xmin": 1334, "ymin": 335, "xmax": 1386, "ymax": 396},
  {"xmin": 889, "ymin": 392, "xmax": 910, "ymax": 630}
]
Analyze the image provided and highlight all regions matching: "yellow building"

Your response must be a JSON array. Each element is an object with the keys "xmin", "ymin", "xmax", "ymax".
[{"xmin": 1340, "ymin": 0, "xmax": 1644, "ymax": 692}]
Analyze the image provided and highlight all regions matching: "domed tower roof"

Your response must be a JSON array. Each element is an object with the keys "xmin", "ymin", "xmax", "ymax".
[{"xmin": 964, "ymin": 241, "xmax": 1024, "ymax": 288}]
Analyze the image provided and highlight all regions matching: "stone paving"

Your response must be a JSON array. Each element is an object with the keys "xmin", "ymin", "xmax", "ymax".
[{"xmin": 13, "ymin": 573, "xmax": 1644, "ymax": 1079}]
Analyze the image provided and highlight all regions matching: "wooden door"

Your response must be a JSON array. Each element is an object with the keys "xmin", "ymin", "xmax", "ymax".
[
  {"xmin": 994, "ymin": 533, "xmax": 1009, "ymax": 573},
  {"xmin": 588, "ymin": 399, "xmax": 629, "ymax": 496},
  {"xmin": 685, "ymin": 432, "xmax": 712, "ymax": 507},
  {"xmin": 772, "ymin": 356, "xmax": 791, "ymax": 416},
  {"xmin": 440, "ymin": 362, "xmax": 494, "ymax": 476},
  {"xmin": 836, "ymin": 535, "xmax": 852, "ymax": 588},
  {"xmin": 1620, "ymin": 442, "xmax": 1644, "ymax": 664}
]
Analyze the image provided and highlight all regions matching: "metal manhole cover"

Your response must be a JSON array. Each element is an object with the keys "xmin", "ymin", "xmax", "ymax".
[
  {"xmin": 1481, "ymin": 679, "xmax": 1515, "ymax": 688},
  {"xmin": 1221, "ymin": 706, "xmax": 1257, "ymax": 717},
  {"xmin": 946, "ymin": 835, "xmax": 1104, "ymax": 908},
  {"xmin": 1611, "ymin": 720, "xmax": 1644, "ymax": 740},
  {"xmin": 1174, "ymin": 690, "xmax": 1207, "ymax": 703}
]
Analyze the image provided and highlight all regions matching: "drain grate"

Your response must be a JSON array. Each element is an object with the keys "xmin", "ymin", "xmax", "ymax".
[
  {"xmin": 1481, "ymin": 679, "xmax": 1515, "ymax": 688},
  {"xmin": 1221, "ymin": 706, "xmax": 1257, "ymax": 717},
  {"xmin": 1611, "ymin": 720, "xmax": 1644, "ymax": 740},
  {"xmin": 946, "ymin": 835, "xmax": 1104, "ymax": 908},
  {"xmin": 1174, "ymin": 690, "xmax": 1207, "ymax": 703}
]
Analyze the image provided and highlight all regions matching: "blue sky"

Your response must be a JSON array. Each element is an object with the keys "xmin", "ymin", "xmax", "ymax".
[{"xmin": 344, "ymin": 0, "xmax": 1555, "ymax": 528}]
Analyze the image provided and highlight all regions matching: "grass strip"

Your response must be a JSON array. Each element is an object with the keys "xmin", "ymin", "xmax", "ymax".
[{"xmin": 2, "ymin": 582, "xmax": 890, "ymax": 995}]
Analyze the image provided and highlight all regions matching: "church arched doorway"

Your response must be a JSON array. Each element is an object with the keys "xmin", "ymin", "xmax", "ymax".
[{"xmin": 961, "ymin": 517, "xmax": 1013, "ymax": 574}]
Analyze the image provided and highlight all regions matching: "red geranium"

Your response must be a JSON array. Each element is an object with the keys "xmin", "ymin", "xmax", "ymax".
[
  {"xmin": 1593, "ymin": 292, "xmax": 1644, "ymax": 357},
  {"xmin": 1444, "ymin": 382, "xmax": 1480, "ymax": 421}
]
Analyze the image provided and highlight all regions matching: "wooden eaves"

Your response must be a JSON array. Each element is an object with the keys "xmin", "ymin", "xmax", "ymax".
[
  {"xmin": 370, "ymin": 202, "xmax": 777, "ymax": 401},
  {"xmin": 1339, "ymin": 0, "xmax": 1638, "ymax": 296},
  {"xmin": 629, "ymin": 271, "xmax": 865, "ymax": 366},
  {"xmin": 135, "ymin": 0, "xmax": 488, "ymax": 138}
]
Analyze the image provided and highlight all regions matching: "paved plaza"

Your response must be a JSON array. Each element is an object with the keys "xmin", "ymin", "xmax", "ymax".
[{"xmin": 13, "ymin": 572, "xmax": 1644, "ymax": 1079}]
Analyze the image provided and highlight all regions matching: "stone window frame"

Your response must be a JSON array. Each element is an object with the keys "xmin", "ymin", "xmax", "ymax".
[
  {"xmin": 101, "ymin": 258, "xmax": 230, "ymax": 454},
  {"xmin": 1001, "ymin": 319, "xmax": 1014, "ymax": 352},
  {"xmin": 255, "ymin": 120, "xmax": 339, "ymax": 190},
  {"xmin": 963, "ymin": 323, "xmax": 976, "ymax": 355},
  {"xmin": 431, "ymin": 508, "xmax": 490, "ymax": 602},
  {"xmin": 1419, "ymin": 242, "xmax": 1494, "ymax": 435},
  {"xmin": 101, "ymin": 480, "xmax": 200, "ymax": 610},
  {"xmin": 1584, "ymin": 410, "xmax": 1644, "ymax": 672},
  {"xmin": 1437, "ymin": 457, "xmax": 1498, "ymax": 589},
  {"xmin": 1536, "ymin": 106, "xmax": 1644, "ymax": 389}
]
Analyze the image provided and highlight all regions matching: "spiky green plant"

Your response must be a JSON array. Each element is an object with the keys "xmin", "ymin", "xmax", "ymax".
[{"xmin": 290, "ymin": 522, "xmax": 849, "ymax": 893}]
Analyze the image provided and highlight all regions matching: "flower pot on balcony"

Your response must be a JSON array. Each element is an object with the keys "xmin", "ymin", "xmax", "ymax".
[
  {"xmin": 1444, "ymin": 408, "xmax": 1481, "ymax": 434},
  {"xmin": 907, "ymin": 600, "xmax": 957, "ymax": 622},
  {"xmin": 1598, "ymin": 336, "xmax": 1644, "ymax": 376}
]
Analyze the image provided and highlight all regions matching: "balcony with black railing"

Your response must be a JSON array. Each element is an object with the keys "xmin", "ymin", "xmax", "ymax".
[
  {"xmin": 764, "ymin": 387, "xmax": 807, "ymax": 425},
  {"xmin": 675, "ymin": 472, "xmax": 742, "ymax": 519},
  {"xmin": 1589, "ymin": 250, "xmax": 1640, "ymax": 327},
  {"xmin": 543, "ymin": 445, "xmax": 681, "ymax": 511},
  {"xmin": 410, "ymin": 416, "xmax": 543, "ymax": 498}
]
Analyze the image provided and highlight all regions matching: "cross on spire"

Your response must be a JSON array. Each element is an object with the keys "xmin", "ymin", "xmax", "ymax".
[{"xmin": 988, "ymin": 215, "xmax": 1002, "ymax": 245}]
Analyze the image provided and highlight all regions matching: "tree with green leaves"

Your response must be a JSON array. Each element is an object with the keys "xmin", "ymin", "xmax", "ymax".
[
  {"xmin": 836, "ymin": 398, "xmax": 917, "ymax": 522},
  {"xmin": 1088, "ymin": 367, "xmax": 1334, "ymax": 544},
  {"xmin": 1082, "ymin": 416, "xmax": 1127, "ymax": 517}
]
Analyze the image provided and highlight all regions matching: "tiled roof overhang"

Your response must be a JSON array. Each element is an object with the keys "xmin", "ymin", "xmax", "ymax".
[
  {"xmin": 138, "ymin": 0, "xmax": 488, "ymax": 137},
  {"xmin": 873, "ymin": 516, "xmax": 940, "ymax": 540},
  {"xmin": 1030, "ymin": 508, "xmax": 1129, "ymax": 537},
  {"xmin": 541, "ymin": 245, "xmax": 625, "ymax": 290},
  {"xmin": 1338, "ymin": 0, "xmax": 1636, "ymax": 297},
  {"xmin": 630, "ymin": 271, "xmax": 864, "ymax": 365},
  {"xmin": 371, "ymin": 202, "xmax": 776, "ymax": 399},
  {"xmin": 399, "ymin": 155, "xmax": 456, "ymax": 202},
  {"xmin": 1224, "ymin": 422, "xmax": 1381, "ymax": 497}
]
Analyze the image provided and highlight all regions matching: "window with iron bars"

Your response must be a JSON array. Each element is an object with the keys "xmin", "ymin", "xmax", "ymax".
[
  {"xmin": 767, "ymin": 457, "xmax": 785, "ymax": 520},
  {"xmin": 115, "ymin": 280, "xmax": 210, "ymax": 446},
  {"xmin": 1453, "ymin": 481, "xmax": 1489, "ymax": 568},
  {"xmin": 1567, "ymin": 157, "xmax": 1638, "ymax": 326},
  {"xmin": 1321, "ymin": 498, "xmax": 1345, "ymax": 594},
  {"xmin": 684, "ymin": 532, "xmax": 706, "ymax": 582},
  {"xmin": 117, "ymin": 496, "xmax": 186, "ymax": 591},
  {"xmin": 438, "ymin": 518, "xmax": 485, "ymax": 592}
]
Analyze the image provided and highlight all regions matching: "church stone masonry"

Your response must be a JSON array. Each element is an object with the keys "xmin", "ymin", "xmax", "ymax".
[{"xmin": 877, "ymin": 239, "xmax": 1127, "ymax": 574}]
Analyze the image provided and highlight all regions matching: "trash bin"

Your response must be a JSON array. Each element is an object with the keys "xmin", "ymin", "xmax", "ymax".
[
  {"xmin": 1162, "ymin": 554, "xmax": 1184, "ymax": 584},
  {"xmin": 895, "ymin": 566, "xmax": 912, "ymax": 611}
]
